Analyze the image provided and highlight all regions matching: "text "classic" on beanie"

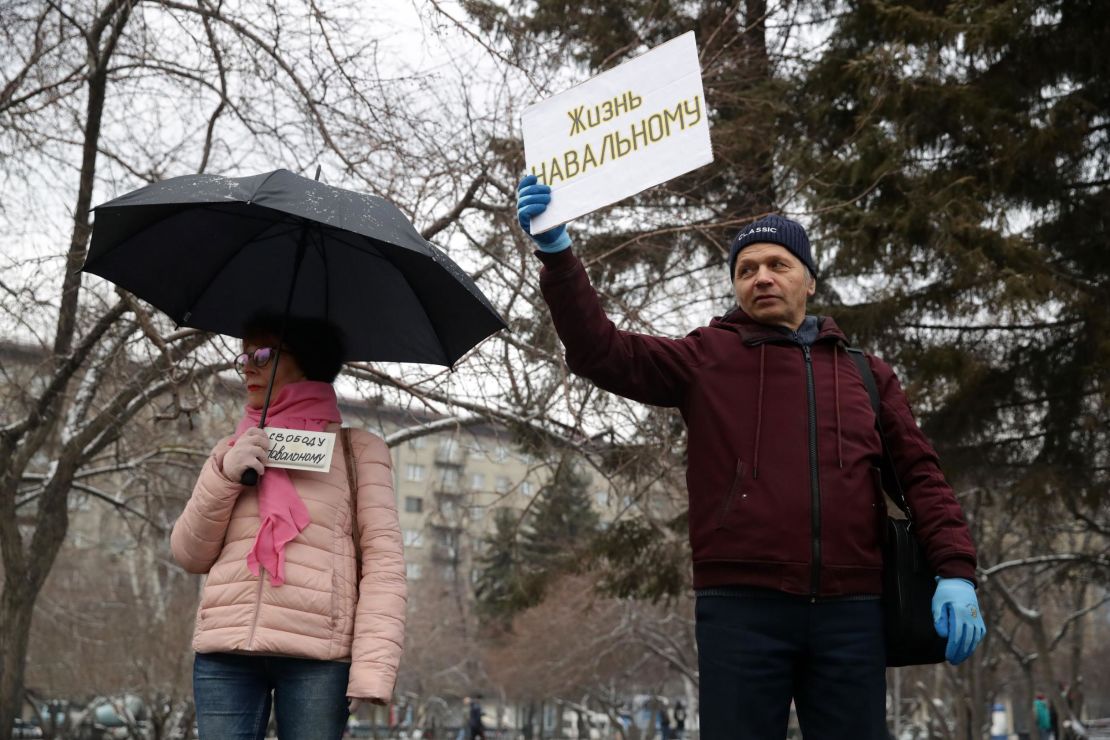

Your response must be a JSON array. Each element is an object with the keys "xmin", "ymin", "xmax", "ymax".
[{"xmin": 728, "ymin": 215, "xmax": 816, "ymax": 279}]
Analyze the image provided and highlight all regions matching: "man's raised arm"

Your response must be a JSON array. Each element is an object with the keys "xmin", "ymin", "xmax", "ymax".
[{"xmin": 518, "ymin": 175, "xmax": 700, "ymax": 408}]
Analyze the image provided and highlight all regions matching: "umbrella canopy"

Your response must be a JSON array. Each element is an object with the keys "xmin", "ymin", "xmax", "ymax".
[{"xmin": 83, "ymin": 168, "xmax": 506, "ymax": 366}]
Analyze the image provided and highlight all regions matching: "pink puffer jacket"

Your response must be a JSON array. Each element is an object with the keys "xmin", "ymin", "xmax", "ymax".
[{"xmin": 170, "ymin": 425, "xmax": 406, "ymax": 701}]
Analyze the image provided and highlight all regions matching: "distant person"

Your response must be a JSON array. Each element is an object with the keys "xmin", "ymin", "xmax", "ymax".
[
  {"xmin": 673, "ymin": 701, "xmax": 687, "ymax": 739},
  {"xmin": 577, "ymin": 710, "xmax": 590, "ymax": 739},
  {"xmin": 659, "ymin": 700, "xmax": 672, "ymax": 740},
  {"xmin": 1035, "ymin": 694, "xmax": 1054, "ymax": 740},
  {"xmin": 466, "ymin": 695, "xmax": 486, "ymax": 740},
  {"xmin": 171, "ymin": 314, "xmax": 407, "ymax": 739},
  {"xmin": 517, "ymin": 181, "xmax": 987, "ymax": 738}
]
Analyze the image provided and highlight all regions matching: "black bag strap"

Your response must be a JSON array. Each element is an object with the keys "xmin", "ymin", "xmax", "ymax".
[{"xmin": 844, "ymin": 346, "xmax": 913, "ymax": 521}]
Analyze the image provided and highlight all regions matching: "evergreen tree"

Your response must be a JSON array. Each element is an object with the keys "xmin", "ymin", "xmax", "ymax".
[
  {"xmin": 474, "ymin": 508, "xmax": 538, "ymax": 628},
  {"xmin": 464, "ymin": 2, "xmax": 1108, "ymax": 726},
  {"xmin": 792, "ymin": 0, "xmax": 1109, "ymax": 512},
  {"xmin": 471, "ymin": 0, "xmax": 1107, "ymax": 602},
  {"xmin": 521, "ymin": 458, "xmax": 600, "ymax": 568},
  {"xmin": 474, "ymin": 460, "xmax": 599, "ymax": 627}
]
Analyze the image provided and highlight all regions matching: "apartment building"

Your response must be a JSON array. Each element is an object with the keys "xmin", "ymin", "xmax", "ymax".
[{"xmin": 353, "ymin": 403, "xmax": 619, "ymax": 587}]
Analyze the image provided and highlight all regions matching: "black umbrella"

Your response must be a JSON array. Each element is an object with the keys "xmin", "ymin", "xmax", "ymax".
[
  {"xmin": 83, "ymin": 168, "xmax": 506, "ymax": 480},
  {"xmin": 85, "ymin": 168, "xmax": 504, "ymax": 364}
]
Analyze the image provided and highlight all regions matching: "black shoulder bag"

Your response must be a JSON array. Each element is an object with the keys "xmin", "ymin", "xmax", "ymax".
[{"xmin": 845, "ymin": 347, "xmax": 947, "ymax": 667}]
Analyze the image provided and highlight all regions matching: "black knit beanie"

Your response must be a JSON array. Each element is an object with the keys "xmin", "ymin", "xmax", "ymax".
[{"xmin": 728, "ymin": 215, "xmax": 816, "ymax": 279}]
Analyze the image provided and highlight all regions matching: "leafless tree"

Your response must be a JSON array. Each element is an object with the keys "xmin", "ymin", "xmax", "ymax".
[
  {"xmin": 0, "ymin": 2, "xmax": 546, "ymax": 735},
  {"xmin": 882, "ymin": 484, "xmax": 1110, "ymax": 738},
  {"xmin": 481, "ymin": 574, "xmax": 694, "ymax": 738}
]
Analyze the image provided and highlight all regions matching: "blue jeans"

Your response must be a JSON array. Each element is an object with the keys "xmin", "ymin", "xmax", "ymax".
[
  {"xmin": 193, "ymin": 652, "xmax": 350, "ymax": 740},
  {"xmin": 695, "ymin": 591, "xmax": 887, "ymax": 739}
]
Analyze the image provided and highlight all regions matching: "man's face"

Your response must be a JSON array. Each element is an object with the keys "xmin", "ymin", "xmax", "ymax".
[{"xmin": 733, "ymin": 243, "xmax": 815, "ymax": 329}]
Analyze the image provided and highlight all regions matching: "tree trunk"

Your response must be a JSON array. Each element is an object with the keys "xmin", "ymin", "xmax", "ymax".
[
  {"xmin": 0, "ymin": 579, "xmax": 34, "ymax": 740},
  {"xmin": 0, "ymin": 462, "xmax": 83, "ymax": 740},
  {"xmin": 969, "ymin": 658, "xmax": 986, "ymax": 740},
  {"xmin": 715, "ymin": 0, "xmax": 777, "ymax": 218},
  {"xmin": 0, "ymin": 4, "xmax": 132, "ymax": 738},
  {"xmin": 742, "ymin": 0, "xmax": 776, "ymax": 213},
  {"xmin": 1021, "ymin": 664, "xmax": 1037, "ymax": 740}
]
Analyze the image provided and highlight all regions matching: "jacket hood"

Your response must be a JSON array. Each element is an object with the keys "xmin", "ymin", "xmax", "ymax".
[{"xmin": 709, "ymin": 307, "xmax": 849, "ymax": 345}]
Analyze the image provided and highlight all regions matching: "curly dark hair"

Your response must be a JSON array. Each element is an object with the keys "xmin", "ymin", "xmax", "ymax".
[{"xmin": 241, "ymin": 313, "xmax": 346, "ymax": 383}]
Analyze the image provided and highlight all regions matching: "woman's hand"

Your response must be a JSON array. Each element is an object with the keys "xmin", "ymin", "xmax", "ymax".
[
  {"xmin": 222, "ymin": 427, "xmax": 270, "ymax": 480},
  {"xmin": 348, "ymin": 697, "xmax": 388, "ymax": 712}
]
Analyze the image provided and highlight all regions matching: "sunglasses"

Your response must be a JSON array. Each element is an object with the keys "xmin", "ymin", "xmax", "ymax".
[{"xmin": 234, "ymin": 347, "xmax": 286, "ymax": 374}]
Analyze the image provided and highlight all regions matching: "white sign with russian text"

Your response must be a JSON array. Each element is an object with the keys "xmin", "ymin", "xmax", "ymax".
[
  {"xmin": 522, "ymin": 32, "xmax": 713, "ymax": 233},
  {"xmin": 263, "ymin": 427, "xmax": 336, "ymax": 473}
]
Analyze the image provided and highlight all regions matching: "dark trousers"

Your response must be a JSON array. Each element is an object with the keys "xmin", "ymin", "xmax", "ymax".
[
  {"xmin": 193, "ymin": 652, "xmax": 350, "ymax": 740},
  {"xmin": 695, "ymin": 593, "xmax": 887, "ymax": 739}
]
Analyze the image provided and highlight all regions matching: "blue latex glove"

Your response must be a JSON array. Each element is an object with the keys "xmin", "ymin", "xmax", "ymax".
[
  {"xmin": 932, "ymin": 577, "xmax": 987, "ymax": 665},
  {"xmin": 517, "ymin": 175, "xmax": 571, "ymax": 253}
]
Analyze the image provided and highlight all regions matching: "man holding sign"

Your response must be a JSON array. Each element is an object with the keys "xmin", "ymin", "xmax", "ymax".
[
  {"xmin": 517, "ymin": 38, "xmax": 985, "ymax": 735},
  {"xmin": 518, "ymin": 178, "xmax": 986, "ymax": 737}
]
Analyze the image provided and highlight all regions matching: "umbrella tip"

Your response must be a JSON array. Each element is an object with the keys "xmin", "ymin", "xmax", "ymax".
[{"xmin": 314, "ymin": 165, "xmax": 322, "ymax": 181}]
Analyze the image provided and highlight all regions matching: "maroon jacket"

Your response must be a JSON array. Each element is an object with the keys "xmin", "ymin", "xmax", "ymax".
[{"xmin": 538, "ymin": 249, "xmax": 977, "ymax": 596}]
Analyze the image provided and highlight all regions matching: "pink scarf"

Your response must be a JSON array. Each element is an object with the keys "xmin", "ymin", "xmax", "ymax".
[{"xmin": 233, "ymin": 380, "xmax": 341, "ymax": 586}]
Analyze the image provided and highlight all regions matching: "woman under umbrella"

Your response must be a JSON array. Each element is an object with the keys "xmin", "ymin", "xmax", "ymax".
[{"xmin": 170, "ymin": 313, "xmax": 406, "ymax": 739}]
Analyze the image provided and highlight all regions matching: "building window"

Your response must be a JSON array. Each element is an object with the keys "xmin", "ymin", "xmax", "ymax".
[
  {"xmin": 404, "ymin": 496, "xmax": 424, "ymax": 514},
  {"xmin": 403, "ymin": 529, "xmax": 424, "ymax": 548},
  {"xmin": 468, "ymin": 442, "xmax": 484, "ymax": 459},
  {"xmin": 493, "ymin": 444, "xmax": 508, "ymax": 462},
  {"xmin": 408, "ymin": 436, "xmax": 426, "ymax": 449},
  {"xmin": 440, "ymin": 467, "xmax": 460, "ymax": 488},
  {"xmin": 405, "ymin": 464, "xmax": 426, "ymax": 482},
  {"xmin": 521, "ymin": 481, "xmax": 534, "ymax": 497},
  {"xmin": 594, "ymin": 491, "xmax": 608, "ymax": 507},
  {"xmin": 495, "ymin": 476, "xmax": 511, "ymax": 493},
  {"xmin": 469, "ymin": 505, "xmax": 485, "ymax": 521},
  {"xmin": 406, "ymin": 563, "xmax": 422, "ymax": 580},
  {"xmin": 470, "ymin": 473, "xmax": 486, "ymax": 490}
]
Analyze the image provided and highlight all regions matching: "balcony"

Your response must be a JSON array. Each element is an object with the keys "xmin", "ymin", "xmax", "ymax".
[
  {"xmin": 435, "ymin": 444, "xmax": 465, "ymax": 466},
  {"xmin": 427, "ymin": 506, "xmax": 464, "ymax": 530},
  {"xmin": 435, "ymin": 481, "xmax": 464, "ymax": 496}
]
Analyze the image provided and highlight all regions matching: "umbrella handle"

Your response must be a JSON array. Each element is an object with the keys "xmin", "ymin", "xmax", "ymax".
[{"xmin": 241, "ymin": 348, "xmax": 279, "ymax": 489}]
